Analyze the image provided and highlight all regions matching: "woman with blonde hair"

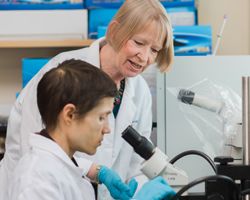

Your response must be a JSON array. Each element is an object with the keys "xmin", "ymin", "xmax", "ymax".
[{"xmin": 0, "ymin": 0, "xmax": 174, "ymax": 199}]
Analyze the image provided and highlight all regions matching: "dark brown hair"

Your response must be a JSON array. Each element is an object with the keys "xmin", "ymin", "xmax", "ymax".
[{"xmin": 37, "ymin": 59, "xmax": 118, "ymax": 132}]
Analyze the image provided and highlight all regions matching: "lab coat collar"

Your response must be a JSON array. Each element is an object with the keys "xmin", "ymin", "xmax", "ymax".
[
  {"xmin": 86, "ymin": 37, "xmax": 106, "ymax": 68},
  {"xmin": 111, "ymin": 77, "xmax": 137, "ymax": 166},
  {"xmin": 28, "ymin": 133, "xmax": 84, "ymax": 178}
]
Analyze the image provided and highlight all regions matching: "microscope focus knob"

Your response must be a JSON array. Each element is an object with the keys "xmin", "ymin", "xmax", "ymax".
[{"xmin": 214, "ymin": 156, "xmax": 234, "ymax": 165}]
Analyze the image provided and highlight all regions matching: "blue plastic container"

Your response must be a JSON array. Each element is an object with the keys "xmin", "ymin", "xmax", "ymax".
[
  {"xmin": 22, "ymin": 58, "xmax": 50, "ymax": 88},
  {"xmin": 160, "ymin": 0, "xmax": 195, "ymax": 7},
  {"xmin": 85, "ymin": 0, "xmax": 124, "ymax": 8},
  {"xmin": 173, "ymin": 25, "xmax": 212, "ymax": 56},
  {"xmin": 88, "ymin": 8, "xmax": 118, "ymax": 39},
  {"xmin": 0, "ymin": 0, "xmax": 84, "ymax": 10}
]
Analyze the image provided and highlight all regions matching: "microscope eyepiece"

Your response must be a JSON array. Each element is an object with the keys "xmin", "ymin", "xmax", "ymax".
[
  {"xmin": 122, "ymin": 125, "xmax": 155, "ymax": 160},
  {"xmin": 178, "ymin": 89, "xmax": 195, "ymax": 105}
]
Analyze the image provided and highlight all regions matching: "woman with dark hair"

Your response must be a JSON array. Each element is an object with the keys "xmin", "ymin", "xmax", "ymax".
[
  {"xmin": 5, "ymin": 59, "xmax": 175, "ymax": 200},
  {"xmin": 1, "ymin": 0, "xmax": 175, "ymax": 199}
]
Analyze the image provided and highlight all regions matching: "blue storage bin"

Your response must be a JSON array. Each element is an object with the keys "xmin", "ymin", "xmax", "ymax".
[
  {"xmin": 85, "ymin": 0, "xmax": 124, "ymax": 9},
  {"xmin": 88, "ymin": 8, "xmax": 118, "ymax": 39},
  {"xmin": 97, "ymin": 26, "xmax": 108, "ymax": 39},
  {"xmin": 173, "ymin": 25, "xmax": 212, "ymax": 56},
  {"xmin": 85, "ymin": 0, "xmax": 195, "ymax": 9},
  {"xmin": 22, "ymin": 58, "xmax": 50, "ymax": 88},
  {"xmin": 160, "ymin": 0, "xmax": 195, "ymax": 7},
  {"xmin": 0, "ymin": 0, "xmax": 84, "ymax": 10},
  {"xmin": 166, "ymin": 7, "xmax": 197, "ymax": 26}
]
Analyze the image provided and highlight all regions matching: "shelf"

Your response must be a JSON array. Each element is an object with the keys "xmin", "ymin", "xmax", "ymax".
[{"xmin": 0, "ymin": 39, "xmax": 96, "ymax": 48}]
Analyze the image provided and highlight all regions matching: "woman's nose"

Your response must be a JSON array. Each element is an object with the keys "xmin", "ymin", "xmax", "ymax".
[
  {"xmin": 137, "ymin": 47, "xmax": 150, "ymax": 63},
  {"xmin": 102, "ymin": 120, "xmax": 111, "ymax": 134}
]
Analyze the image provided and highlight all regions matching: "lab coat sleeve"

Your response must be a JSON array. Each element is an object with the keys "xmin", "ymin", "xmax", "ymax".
[
  {"xmin": 7, "ymin": 185, "xmax": 62, "ymax": 200},
  {"xmin": 125, "ymin": 84, "xmax": 153, "ymax": 193},
  {"xmin": 74, "ymin": 156, "xmax": 94, "ymax": 176}
]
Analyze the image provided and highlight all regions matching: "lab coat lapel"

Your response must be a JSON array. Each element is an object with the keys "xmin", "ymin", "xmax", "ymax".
[{"xmin": 111, "ymin": 78, "xmax": 137, "ymax": 166}]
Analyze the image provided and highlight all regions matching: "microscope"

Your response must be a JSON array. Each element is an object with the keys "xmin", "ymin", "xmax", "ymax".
[
  {"xmin": 121, "ymin": 77, "xmax": 250, "ymax": 200},
  {"xmin": 122, "ymin": 125, "xmax": 241, "ymax": 200},
  {"xmin": 178, "ymin": 88, "xmax": 242, "ymax": 165},
  {"xmin": 122, "ymin": 125, "xmax": 188, "ymax": 195}
]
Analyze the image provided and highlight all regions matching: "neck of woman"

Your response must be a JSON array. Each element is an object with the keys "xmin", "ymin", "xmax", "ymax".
[
  {"xmin": 49, "ymin": 127, "xmax": 74, "ymax": 159},
  {"xmin": 99, "ymin": 43, "xmax": 124, "ymax": 86}
]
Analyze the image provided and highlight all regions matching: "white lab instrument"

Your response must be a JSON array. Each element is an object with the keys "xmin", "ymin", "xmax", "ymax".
[
  {"xmin": 157, "ymin": 56, "xmax": 250, "ymax": 192},
  {"xmin": 122, "ymin": 126, "xmax": 189, "ymax": 195},
  {"xmin": 122, "ymin": 76, "xmax": 250, "ymax": 200},
  {"xmin": 140, "ymin": 147, "xmax": 188, "ymax": 194},
  {"xmin": 177, "ymin": 88, "xmax": 243, "ymax": 164},
  {"xmin": 213, "ymin": 14, "xmax": 227, "ymax": 56}
]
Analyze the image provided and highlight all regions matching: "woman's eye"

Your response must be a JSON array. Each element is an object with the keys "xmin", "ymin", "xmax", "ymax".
[
  {"xmin": 152, "ymin": 48, "xmax": 159, "ymax": 54},
  {"xmin": 134, "ymin": 40, "xmax": 143, "ymax": 46},
  {"xmin": 100, "ymin": 117, "xmax": 105, "ymax": 121}
]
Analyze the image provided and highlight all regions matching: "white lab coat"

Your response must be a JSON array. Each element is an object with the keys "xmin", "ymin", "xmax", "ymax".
[
  {"xmin": 0, "ymin": 37, "xmax": 152, "ymax": 200},
  {"xmin": 5, "ymin": 133, "xmax": 95, "ymax": 200}
]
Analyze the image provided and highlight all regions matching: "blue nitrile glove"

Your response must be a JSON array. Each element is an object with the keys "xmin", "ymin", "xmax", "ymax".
[
  {"xmin": 134, "ymin": 176, "xmax": 176, "ymax": 200},
  {"xmin": 98, "ymin": 166, "xmax": 138, "ymax": 200}
]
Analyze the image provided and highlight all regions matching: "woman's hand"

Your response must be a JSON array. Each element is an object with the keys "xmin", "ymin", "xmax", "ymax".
[
  {"xmin": 134, "ymin": 176, "xmax": 176, "ymax": 200},
  {"xmin": 98, "ymin": 166, "xmax": 138, "ymax": 200}
]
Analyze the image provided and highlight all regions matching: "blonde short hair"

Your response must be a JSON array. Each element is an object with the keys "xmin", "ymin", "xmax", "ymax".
[{"xmin": 106, "ymin": 0, "xmax": 174, "ymax": 73}]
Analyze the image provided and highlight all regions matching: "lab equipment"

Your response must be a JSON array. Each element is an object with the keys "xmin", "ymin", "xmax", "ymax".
[
  {"xmin": 167, "ymin": 78, "xmax": 242, "ymax": 161},
  {"xmin": 213, "ymin": 14, "xmax": 227, "ymax": 55},
  {"xmin": 176, "ymin": 80, "xmax": 242, "ymax": 164},
  {"xmin": 157, "ymin": 56, "xmax": 250, "ymax": 193},
  {"xmin": 178, "ymin": 89, "xmax": 227, "ymax": 117},
  {"xmin": 122, "ymin": 77, "xmax": 250, "ymax": 199},
  {"xmin": 122, "ymin": 124, "xmax": 250, "ymax": 199},
  {"xmin": 122, "ymin": 125, "xmax": 189, "ymax": 195}
]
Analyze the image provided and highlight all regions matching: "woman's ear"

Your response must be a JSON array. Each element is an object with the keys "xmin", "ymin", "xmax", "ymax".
[
  {"xmin": 62, "ymin": 104, "xmax": 76, "ymax": 123},
  {"xmin": 107, "ymin": 21, "xmax": 120, "ymax": 41}
]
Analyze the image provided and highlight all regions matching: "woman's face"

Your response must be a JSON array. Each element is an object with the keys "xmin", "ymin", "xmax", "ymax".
[
  {"xmin": 69, "ymin": 97, "xmax": 114, "ymax": 155},
  {"xmin": 114, "ymin": 20, "xmax": 163, "ymax": 77}
]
